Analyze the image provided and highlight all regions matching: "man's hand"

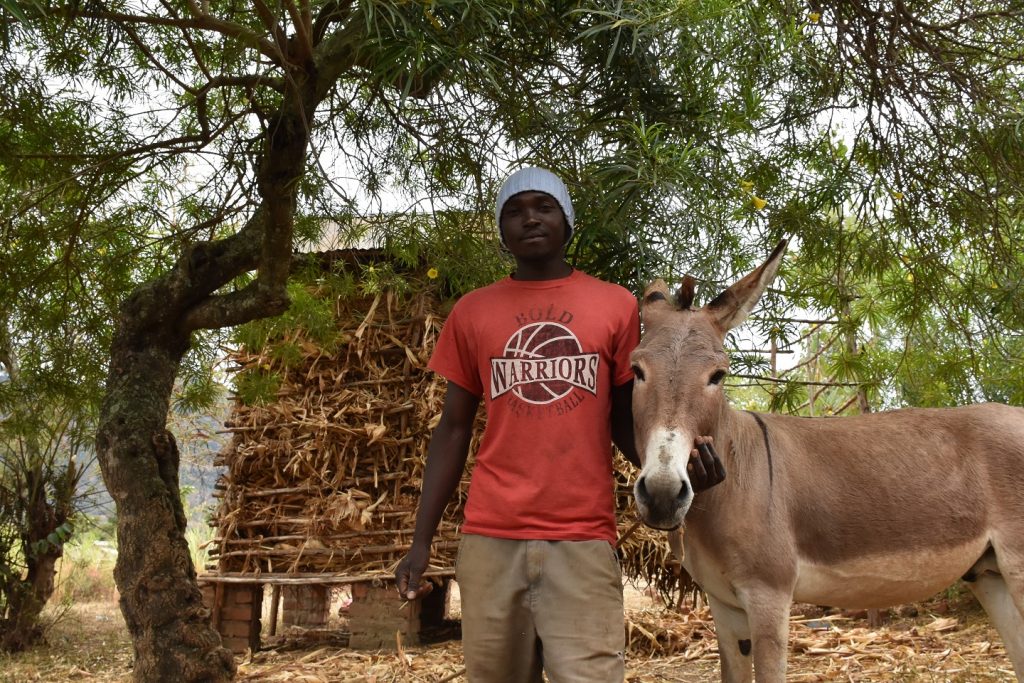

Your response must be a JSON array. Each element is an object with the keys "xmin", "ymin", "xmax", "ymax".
[
  {"xmin": 687, "ymin": 436, "xmax": 726, "ymax": 492},
  {"xmin": 395, "ymin": 542, "xmax": 434, "ymax": 601}
]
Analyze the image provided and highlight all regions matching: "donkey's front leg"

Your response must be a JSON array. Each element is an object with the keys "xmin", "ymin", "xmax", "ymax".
[
  {"xmin": 738, "ymin": 586, "xmax": 792, "ymax": 683},
  {"xmin": 707, "ymin": 595, "xmax": 753, "ymax": 683}
]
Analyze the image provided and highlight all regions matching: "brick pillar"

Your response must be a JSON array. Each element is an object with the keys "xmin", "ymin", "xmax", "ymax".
[
  {"xmin": 200, "ymin": 581, "xmax": 263, "ymax": 655},
  {"xmin": 348, "ymin": 581, "xmax": 421, "ymax": 649},
  {"xmin": 281, "ymin": 584, "xmax": 331, "ymax": 628},
  {"xmin": 347, "ymin": 579, "xmax": 452, "ymax": 649}
]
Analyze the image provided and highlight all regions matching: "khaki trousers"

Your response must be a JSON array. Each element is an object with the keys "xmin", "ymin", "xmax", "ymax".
[{"xmin": 455, "ymin": 534, "xmax": 625, "ymax": 683}]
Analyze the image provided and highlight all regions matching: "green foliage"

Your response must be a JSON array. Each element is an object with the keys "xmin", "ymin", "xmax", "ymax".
[
  {"xmin": 384, "ymin": 211, "xmax": 508, "ymax": 297},
  {"xmin": 53, "ymin": 522, "xmax": 118, "ymax": 604},
  {"xmin": 233, "ymin": 281, "xmax": 341, "ymax": 353},
  {"xmin": 358, "ymin": 261, "xmax": 411, "ymax": 298},
  {"xmin": 29, "ymin": 522, "xmax": 73, "ymax": 559},
  {"xmin": 173, "ymin": 361, "xmax": 226, "ymax": 415},
  {"xmin": 4, "ymin": 0, "xmax": 1022, "ymax": 421},
  {"xmin": 186, "ymin": 518, "xmax": 215, "ymax": 574},
  {"xmin": 232, "ymin": 368, "xmax": 282, "ymax": 406}
]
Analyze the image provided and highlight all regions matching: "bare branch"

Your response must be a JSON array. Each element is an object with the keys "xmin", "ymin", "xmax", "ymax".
[
  {"xmin": 238, "ymin": 0, "xmax": 289, "ymax": 57},
  {"xmin": 64, "ymin": 7, "xmax": 281, "ymax": 64},
  {"xmin": 732, "ymin": 374, "xmax": 863, "ymax": 388},
  {"xmin": 0, "ymin": 313, "xmax": 14, "ymax": 379},
  {"xmin": 283, "ymin": 0, "xmax": 313, "ymax": 62},
  {"xmin": 312, "ymin": 0, "xmax": 355, "ymax": 43},
  {"xmin": 200, "ymin": 73, "xmax": 285, "ymax": 94},
  {"xmin": 121, "ymin": 22, "xmax": 194, "ymax": 93}
]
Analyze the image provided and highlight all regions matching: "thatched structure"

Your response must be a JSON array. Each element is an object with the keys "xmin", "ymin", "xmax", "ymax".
[{"xmin": 209, "ymin": 251, "xmax": 678, "ymax": 598}]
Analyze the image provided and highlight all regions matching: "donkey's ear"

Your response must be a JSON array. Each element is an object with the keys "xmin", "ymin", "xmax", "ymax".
[
  {"xmin": 642, "ymin": 279, "xmax": 672, "ymax": 309},
  {"xmin": 706, "ymin": 240, "xmax": 787, "ymax": 332},
  {"xmin": 641, "ymin": 279, "xmax": 674, "ymax": 326},
  {"xmin": 676, "ymin": 275, "xmax": 697, "ymax": 310}
]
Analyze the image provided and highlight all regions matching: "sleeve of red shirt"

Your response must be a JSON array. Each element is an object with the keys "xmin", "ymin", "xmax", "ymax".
[
  {"xmin": 427, "ymin": 300, "xmax": 484, "ymax": 398},
  {"xmin": 611, "ymin": 293, "xmax": 641, "ymax": 387}
]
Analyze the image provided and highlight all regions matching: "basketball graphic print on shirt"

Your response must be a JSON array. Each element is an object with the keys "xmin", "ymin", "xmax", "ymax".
[{"xmin": 490, "ymin": 321, "xmax": 599, "ymax": 404}]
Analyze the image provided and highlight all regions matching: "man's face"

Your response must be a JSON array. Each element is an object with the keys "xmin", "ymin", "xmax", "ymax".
[{"xmin": 500, "ymin": 191, "xmax": 568, "ymax": 260}]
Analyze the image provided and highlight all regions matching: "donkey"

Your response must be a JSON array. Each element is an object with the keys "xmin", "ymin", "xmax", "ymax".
[{"xmin": 630, "ymin": 240, "xmax": 1024, "ymax": 682}]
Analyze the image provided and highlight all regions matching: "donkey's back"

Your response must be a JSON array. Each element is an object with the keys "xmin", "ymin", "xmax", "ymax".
[
  {"xmin": 763, "ymin": 402, "xmax": 1024, "ymax": 527},
  {"xmin": 750, "ymin": 403, "xmax": 1024, "ymax": 608}
]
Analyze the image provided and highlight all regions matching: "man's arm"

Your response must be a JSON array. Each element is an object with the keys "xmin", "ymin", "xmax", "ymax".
[
  {"xmin": 395, "ymin": 381, "xmax": 479, "ymax": 600},
  {"xmin": 611, "ymin": 380, "xmax": 641, "ymax": 467},
  {"xmin": 610, "ymin": 380, "xmax": 726, "ymax": 491}
]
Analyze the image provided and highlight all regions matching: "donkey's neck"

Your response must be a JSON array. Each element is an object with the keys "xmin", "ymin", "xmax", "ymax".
[{"xmin": 711, "ymin": 404, "xmax": 771, "ymax": 492}]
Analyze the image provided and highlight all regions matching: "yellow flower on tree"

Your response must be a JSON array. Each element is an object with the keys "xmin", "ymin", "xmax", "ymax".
[
  {"xmin": 739, "ymin": 179, "xmax": 755, "ymax": 193},
  {"xmin": 808, "ymin": 12, "xmax": 821, "ymax": 23},
  {"xmin": 891, "ymin": 191, "xmax": 904, "ymax": 200},
  {"xmin": 752, "ymin": 196, "xmax": 767, "ymax": 210},
  {"xmin": 427, "ymin": 267, "xmax": 439, "ymax": 280}
]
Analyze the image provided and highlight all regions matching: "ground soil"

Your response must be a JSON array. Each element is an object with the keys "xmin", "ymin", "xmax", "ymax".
[{"xmin": 0, "ymin": 584, "xmax": 1014, "ymax": 682}]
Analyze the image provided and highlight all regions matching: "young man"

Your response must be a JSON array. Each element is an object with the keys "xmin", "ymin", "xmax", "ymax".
[{"xmin": 395, "ymin": 167, "xmax": 724, "ymax": 681}]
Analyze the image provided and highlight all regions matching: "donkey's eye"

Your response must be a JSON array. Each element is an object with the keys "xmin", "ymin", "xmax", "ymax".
[
  {"xmin": 632, "ymin": 365, "xmax": 646, "ymax": 382},
  {"xmin": 709, "ymin": 369, "xmax": 727, "ymax": 385}
]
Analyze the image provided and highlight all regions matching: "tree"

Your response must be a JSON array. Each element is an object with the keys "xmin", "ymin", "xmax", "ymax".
[
  {"xmin": 0, "ymin": 383, "xmax": 84, "ymax": 652},
  {"xmin": 1, "ymin": 0, "xmax": 1021, "ymax": 680},
  {"xmin": 0, "ymin": 80, "xmax": 138, "ymax": 650}
]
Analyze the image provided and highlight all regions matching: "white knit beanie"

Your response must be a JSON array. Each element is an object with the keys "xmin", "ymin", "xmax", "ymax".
[{"xmin": 494, "ymin": 166, "xmax": 575, "ymax": 246}]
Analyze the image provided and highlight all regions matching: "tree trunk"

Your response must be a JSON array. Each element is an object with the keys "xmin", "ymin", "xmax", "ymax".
[
  {"xmin": 96, "ymin": 330, "xmax": 235, "ymax": 682},
  {"xmin": 0, "ymin": 426, "xmax": 73, "ymax": 652},
  {"xmin": 94, "ymin": 57, "xmax": 317, "ymax": 679},
  {"xmin": 1, "ymin": 550, "xmax": 60, "ymax": 652}
]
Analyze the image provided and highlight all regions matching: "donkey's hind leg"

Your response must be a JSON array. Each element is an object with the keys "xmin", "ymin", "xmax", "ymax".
[{"xmin": 965, "ymin": 549, "xmax": 1024, "ymax": 680}]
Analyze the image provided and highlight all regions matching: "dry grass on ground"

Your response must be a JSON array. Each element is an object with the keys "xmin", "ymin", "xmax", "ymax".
[
  {"xmin": 0, "ymin": 586, "xmax": 1015, "ymax": 682},
  {"xmin": 0, "ymin": 602, "xmax": 132, "ymax": 682}
]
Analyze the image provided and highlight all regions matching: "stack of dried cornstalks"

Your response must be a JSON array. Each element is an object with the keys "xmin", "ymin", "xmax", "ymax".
[
  {"xmin": 212, "ymin": 287, "xmax": 479, "ymax": 579},
  {"xmin": 211, "ymin": 276, "xmax": 676, "ymax": 589}
]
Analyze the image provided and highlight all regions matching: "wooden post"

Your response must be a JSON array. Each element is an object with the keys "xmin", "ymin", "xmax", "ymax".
[
  {"xmin": 268, "ymin": 584, "xmax": 281, "ymax": 637},
  {"xmin": 212, "ymin": 582, "xmax": 224, "ymax": 631}
]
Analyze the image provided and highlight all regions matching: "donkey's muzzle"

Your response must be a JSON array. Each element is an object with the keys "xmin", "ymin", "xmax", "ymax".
[{"xmin": 635, "ymin": 473, "xmax": 690, "ymax": 530}]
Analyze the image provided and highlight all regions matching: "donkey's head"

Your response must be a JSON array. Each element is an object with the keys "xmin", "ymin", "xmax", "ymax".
[{"xmin": 631, "ymin": 240, "xmax": 787, "ymax": 530}]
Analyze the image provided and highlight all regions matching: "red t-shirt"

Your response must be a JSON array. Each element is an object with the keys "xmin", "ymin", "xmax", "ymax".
[{"xmin": 428, "ymin": 269, "xmax": 640, "ymax": 542}]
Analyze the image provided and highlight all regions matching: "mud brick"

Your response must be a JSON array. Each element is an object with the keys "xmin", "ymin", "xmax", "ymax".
[
  {"xmin": 282, "ymin": 584, "xmax": 331, "ymax": 628},
  {"xmin": 348, "ymin": 586, "xmax": 422, "ymax": 650},
  {"xmin": 220, "ymin": 620, "xmax": 255, "ymax": 638},
  {"xmin": 220, "ymin": 605, "xmax": 255, "ymax": 622},
  {"xmin": 199, "ymin": 583, "xmax": 216, "ymax": 609},
  {"xmin": 350, "ymin": 630, "xmax": 421, "ymax": 650},
  {"xmin": 348, "ymin": 613, "xmax": 416, "ymax": 630},
  {"xmin": 221, "ymin": 636, "xmax": 251, "ymax": 654},
  {"xmin": 348, "ymin": 600, "xmax": 409, "ymax": 617}
]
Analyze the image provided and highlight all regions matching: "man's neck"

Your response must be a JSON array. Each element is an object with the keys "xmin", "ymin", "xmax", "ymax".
[{"xmin": 511, "ymin": 258, "xmax": 573, "ymax": 282}]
